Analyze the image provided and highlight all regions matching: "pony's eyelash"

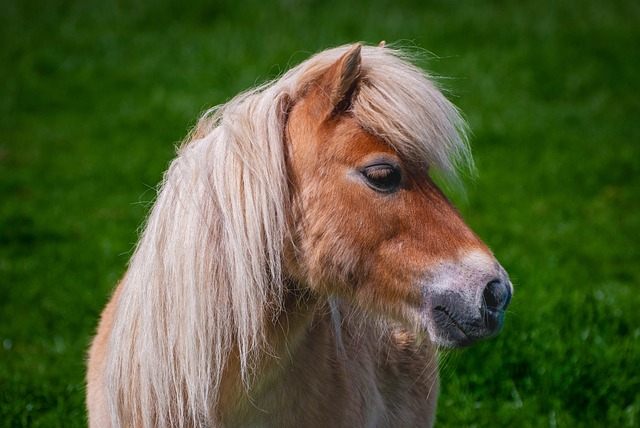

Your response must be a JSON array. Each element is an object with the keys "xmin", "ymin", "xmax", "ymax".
[{"xmin": 361, "ymin": 163, "xmax": 402, "ymax": 192}]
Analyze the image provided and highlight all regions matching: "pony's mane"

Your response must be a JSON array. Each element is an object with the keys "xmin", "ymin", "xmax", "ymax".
[{"xmin": 104, "ymin": 44, "xmax": 471, "ymax": 426}]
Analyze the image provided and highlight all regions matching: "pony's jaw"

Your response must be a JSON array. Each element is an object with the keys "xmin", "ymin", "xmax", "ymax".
[{"xmin": 416, "ymin": 250, "xmax": 513, "ymax": 348}]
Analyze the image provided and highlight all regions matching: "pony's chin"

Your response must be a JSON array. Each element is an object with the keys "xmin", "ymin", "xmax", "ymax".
[{"xmin": 428, "ymin": 327, "xmax": 477, "ymax": 349}]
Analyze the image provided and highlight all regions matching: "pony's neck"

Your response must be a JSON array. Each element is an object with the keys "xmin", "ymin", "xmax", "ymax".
[{"xmin": 217, "ymin": 288, "xmax": 360, "ymax": 425}]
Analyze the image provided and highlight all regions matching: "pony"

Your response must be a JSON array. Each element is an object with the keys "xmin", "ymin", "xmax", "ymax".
[{"xmin": 86, "ymin": 42, "xmax": 513, "ymax": 427}]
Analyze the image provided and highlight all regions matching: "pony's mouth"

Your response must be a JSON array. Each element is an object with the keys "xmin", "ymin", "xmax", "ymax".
[
  {"xmin": 424, "ymin": 300, "xmax": 508, "ymax": 349},
  {"xmin": 431, "ymin": 306, "xmax": 477, "ymax": 348},
  {"xmin": 421, "ymin": 285, "xmax": 510, "ymax": 349}
]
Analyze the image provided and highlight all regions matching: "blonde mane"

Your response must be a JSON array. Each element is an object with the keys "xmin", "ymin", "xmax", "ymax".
[{"xmin": 104, "ymin": 44, "xmax": 471, "ymax": 426}]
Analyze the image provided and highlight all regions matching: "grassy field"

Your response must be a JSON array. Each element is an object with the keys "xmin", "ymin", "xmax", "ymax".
[{"xmin": 1, "ymin": 0, "xmax": 638, "ymax": 426}]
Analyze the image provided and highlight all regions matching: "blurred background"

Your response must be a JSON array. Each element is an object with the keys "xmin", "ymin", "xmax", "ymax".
[{"xmin": 1, "ymin": 0, "xmax": 638, "ymax": 426}]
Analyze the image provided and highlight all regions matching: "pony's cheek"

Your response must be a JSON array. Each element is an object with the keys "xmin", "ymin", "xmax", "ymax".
[{"xmin": 295, "ymin": 191, "xmax": 402, "ymax": 296}]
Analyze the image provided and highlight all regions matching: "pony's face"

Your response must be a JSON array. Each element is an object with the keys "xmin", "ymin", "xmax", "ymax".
[{"xmin": 285, "ymin": 45, "xmax": 512, "ymax": 348}]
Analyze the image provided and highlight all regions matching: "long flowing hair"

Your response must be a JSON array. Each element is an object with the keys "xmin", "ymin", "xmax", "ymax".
[{"xmin": 104, "ymin": 44, "xmax": 471, "ymax": 426}]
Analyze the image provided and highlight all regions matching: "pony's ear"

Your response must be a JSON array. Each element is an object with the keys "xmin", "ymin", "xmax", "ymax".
[{"xmin": 323, "ymin": 43, "xmax": 362, "ymax": 113}]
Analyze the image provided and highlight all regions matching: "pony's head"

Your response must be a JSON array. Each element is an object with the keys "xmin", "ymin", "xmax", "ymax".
[{"xmin": 283, "ymin": 43, "xmax": 512, "ymax": 347}]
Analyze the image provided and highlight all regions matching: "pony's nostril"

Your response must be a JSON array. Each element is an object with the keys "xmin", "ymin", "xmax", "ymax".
[{"xmin": 483, "ymin": 279, "xmax": 510, "ymax": 312}]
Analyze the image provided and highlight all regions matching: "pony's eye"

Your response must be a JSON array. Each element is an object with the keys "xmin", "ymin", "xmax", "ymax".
[{"xmin": 361, "ymin": 164, "xmax": 402, "ymax": 192}]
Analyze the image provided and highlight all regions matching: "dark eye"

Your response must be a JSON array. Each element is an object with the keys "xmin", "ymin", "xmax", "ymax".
[{"xmin": 361, "ymin": 163, "xmax": 402, "ymax": 193}]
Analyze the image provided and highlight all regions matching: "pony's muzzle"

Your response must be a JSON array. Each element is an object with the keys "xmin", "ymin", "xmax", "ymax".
[{"xmin": 420, "ymin": 252, "xmax": 513, "ymax": 348}]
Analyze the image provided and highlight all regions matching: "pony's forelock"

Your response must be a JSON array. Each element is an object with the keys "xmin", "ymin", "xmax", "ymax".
[
  {"xmin": 356, "ymin": 47, "xmax": 474, "ymax": 183},
  {"xmin": 298, "ymin": 44, "xmax": 474, "ymax": 182},
  {"xmin": 103, "ymin": 43, "xmax": 471, "ymax": 426}
]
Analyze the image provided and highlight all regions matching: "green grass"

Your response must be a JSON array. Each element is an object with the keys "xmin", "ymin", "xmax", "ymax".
[{"xmin": 1, "ymin": 0, "xmax": 638, "ymax": 426}]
